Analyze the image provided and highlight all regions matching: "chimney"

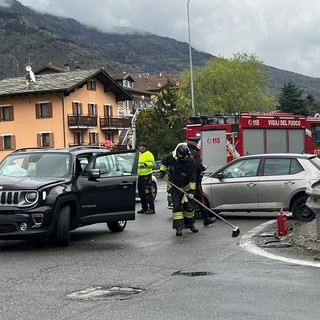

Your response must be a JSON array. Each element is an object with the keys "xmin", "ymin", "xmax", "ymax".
[
  {"xmin": 75, "ymin": 65, "xmax": 81, "ymax": 71},
  {"xmin": 64, "ymin": 64, "xmax": 70, "ymax": 72},
  {"xmin": 25, "ymin": 73, "xmax": 31, "ymax": 89}
]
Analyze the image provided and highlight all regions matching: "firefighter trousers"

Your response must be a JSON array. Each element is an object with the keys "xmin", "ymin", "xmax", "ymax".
[{"xmin": 171, "ymin": 187, "xmax": 195, "ymax": 229}]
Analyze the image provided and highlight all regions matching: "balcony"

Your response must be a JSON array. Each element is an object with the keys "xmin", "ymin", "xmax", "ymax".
[
  {"xmin": 100, "ymin": 116, "xmax": 132, "ymax": 130},
  {"xmin": 68, "ymin": 114, "xmax": 97, "ymax": 129}
]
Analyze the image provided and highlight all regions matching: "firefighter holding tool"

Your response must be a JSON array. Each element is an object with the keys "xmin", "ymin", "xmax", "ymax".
[{"xmin": 159, "ymin": 144, "xmax": 198, "ymax": 236}]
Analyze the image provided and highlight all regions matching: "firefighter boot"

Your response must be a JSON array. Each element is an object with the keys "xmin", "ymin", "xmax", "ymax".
[
  {"xmin": 202, "ymin": 209, "xmax": 216, "ymax": 226},
  {"xmin": 176, "ymin": 228, "xmax": 182, "ymax": 236},
  {"xmin": 204, "ymin": 217, "xmax": 217, "ymax": 226},
  {"xmin": 188, "ymin": 225, "xmax": 199, "ymax": 233}
]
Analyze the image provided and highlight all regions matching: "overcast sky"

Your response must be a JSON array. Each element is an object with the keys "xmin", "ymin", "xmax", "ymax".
[{"xmin": 10, "ymin": 0, "xmax": 320, "ymax": 78}]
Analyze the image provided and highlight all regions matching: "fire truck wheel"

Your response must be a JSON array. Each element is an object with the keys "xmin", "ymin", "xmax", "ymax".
[{"xmin": 292, "ymin": 196, "xmax": 315, "ymax": 222}]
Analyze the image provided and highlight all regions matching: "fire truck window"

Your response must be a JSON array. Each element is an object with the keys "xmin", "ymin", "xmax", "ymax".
[{"xmin": 311, "ymin": 124, "xmax": 320, "ymax": 146}]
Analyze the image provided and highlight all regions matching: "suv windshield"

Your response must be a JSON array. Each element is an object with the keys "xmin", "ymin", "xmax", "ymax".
[{"xmin": 0, "ymin": 153, "xmax": 71, "ymax": 178}]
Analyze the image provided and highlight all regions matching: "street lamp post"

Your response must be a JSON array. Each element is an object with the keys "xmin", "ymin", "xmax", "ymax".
[{"xmin": 187, "ymin": 0, "xmax": 195, "ymax": 116}]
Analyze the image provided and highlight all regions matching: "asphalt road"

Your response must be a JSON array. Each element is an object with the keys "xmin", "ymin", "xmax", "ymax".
[{"xmin": 0, "ymin": 181, "xmax": 319, "ymax": 320}]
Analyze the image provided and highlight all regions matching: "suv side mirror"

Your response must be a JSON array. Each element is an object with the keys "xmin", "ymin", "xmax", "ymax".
[{"xmin": 88, "ymin": 169, "xmax": 101, "ymax": 180}]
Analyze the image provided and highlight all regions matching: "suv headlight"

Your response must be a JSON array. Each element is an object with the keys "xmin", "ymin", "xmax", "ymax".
[{"xmin": 25, "ymin": 191, "xmax": 39, "ymax": 204}]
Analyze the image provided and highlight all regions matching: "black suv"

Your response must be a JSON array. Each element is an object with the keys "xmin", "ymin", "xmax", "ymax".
[{"xmin": 0, "ymin": 147, "xmax": 139, "ymax": 246}]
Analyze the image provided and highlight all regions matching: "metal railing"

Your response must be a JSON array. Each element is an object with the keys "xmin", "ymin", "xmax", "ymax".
[
  {"xmin": 100, "ymin": 116, "xmax": 131, "ymax": 129},
  {"xmin": 68, "ymin": 115, "xmax": 97, "ymax": 128}
]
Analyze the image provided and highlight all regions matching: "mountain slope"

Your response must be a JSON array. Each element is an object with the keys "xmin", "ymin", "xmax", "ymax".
[
  {"xmin": 1, "ymin": 0, "xmax": 320, "ymax": 101},
  {"xmin": 0, "ymin": 0, "xmax": 212, "ymax": 78}
]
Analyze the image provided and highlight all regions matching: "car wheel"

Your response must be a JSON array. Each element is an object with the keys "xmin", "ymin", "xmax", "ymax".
[
  {"xmin": 53, "ymin": 205, "xmax": 70, "ymax": 246},
  {"xmin": 151, "ymin": 181, "xmax": 157, "ymax": 200},
  {"xmin": 107, "ymin": 220, "xmax": 127, "ymax": 232},
  {"xmin": 292, "ymin": 196, "xmax": 315, "ymax": 221}
]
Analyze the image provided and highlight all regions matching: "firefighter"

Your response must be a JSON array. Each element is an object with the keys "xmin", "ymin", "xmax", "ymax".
[
  {"xmin": 159, "ymin": 144, "xmax": 198, "ymax": 236},
  {"xmin": 186, "ymin": 137, "xmax": 216, "ymax": 226},
  {"xmin": 137, "ymin": 142, "xmax": 156, "ymax": 214}
]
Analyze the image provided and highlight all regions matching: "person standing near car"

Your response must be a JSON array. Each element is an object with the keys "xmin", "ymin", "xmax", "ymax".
[
  {"xmin": 137, "ymin": 142, "xmax": 156, "ymax": 214},
  {"xmin": 159, "ymin": 144, "xmax": 198, "ymax": 236},
  {"xmin": 187, "ymin": 137, "xmax": 216, "ymax": 226}
]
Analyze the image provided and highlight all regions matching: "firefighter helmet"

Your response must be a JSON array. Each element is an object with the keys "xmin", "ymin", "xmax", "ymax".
[{"xmin": 176, "ymin": 144, "xmax": 190, "ymax": 160}]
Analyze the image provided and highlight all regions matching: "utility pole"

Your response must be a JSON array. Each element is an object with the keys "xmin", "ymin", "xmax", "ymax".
[{"xmin": 187, "ymin": 0, "xmax": 195, "ymax": 116}]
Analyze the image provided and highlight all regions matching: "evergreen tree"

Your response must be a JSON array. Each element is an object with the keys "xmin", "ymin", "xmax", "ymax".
[
  {"xmin": 135, "ymin": 84, "xmax": 187, "ymax": 159},
  {"xmin": 305, "ymin": 94, "xmax": 319, "ymax": 117},
  {"xmin": 278, "ymin": 82, "xmax": 309, "ymax": 115}
]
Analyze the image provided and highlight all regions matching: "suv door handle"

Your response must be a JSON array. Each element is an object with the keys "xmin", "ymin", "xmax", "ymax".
[
  {"xmin": 284, "ymin": 181, "xmax": 295, "ymax": 185},
  {"xmin": 119, "ymin": 182, "xmax": 134, "ymax": 187},
  {"xmin": 247, "ymin": 183, "xmax": 257, "ymax": 186}
]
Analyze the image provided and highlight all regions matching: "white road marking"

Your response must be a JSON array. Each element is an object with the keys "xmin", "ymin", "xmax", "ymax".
[{"xmin": 240, "ymin": 220, "xmax": 320, "ymax": 268}]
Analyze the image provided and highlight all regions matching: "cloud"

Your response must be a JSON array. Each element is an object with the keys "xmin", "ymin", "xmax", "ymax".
[
  {"xmin": 0, "ymin": 0, "xmax": 15, "ymax": 7},
  {"xmin": 17, "ymin": 0, "xmax": 320, "ymax": 77}
]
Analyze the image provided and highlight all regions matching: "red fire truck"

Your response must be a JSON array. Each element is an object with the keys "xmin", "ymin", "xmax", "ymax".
[{"xmin": 186, "ymin": 112, "xmax": 320, "ymax": 172}]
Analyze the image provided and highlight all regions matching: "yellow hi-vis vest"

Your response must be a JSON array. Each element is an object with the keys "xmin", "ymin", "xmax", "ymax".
[{"xmin": 138, "ymin": 151, "xmax": 155, "ymax": 176}]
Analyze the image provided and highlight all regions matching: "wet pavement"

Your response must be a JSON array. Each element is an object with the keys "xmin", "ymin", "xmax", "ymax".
[{"xmin": 244, "ymin": 218, "xmax": 320, "ymax": 266}]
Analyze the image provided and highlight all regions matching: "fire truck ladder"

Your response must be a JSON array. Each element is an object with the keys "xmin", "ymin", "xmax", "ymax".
[{"xmin": 226, "ymin": 135, "xmax": 240, "ymax": 159}]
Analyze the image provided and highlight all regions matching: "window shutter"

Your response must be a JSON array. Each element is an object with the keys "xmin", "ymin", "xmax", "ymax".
[
  {"xmin": 48, "ymin": 102, "xmax": 53, "ymax": 118},
  {"xmin": 9, "ymin": 105, "xmax": 14, "ymax": 121},
  {"xmin": 0, "ymin": 137, "xmax": 3, "ymax": 151},
  {"xmin": 49, "ymin": 133, "xmax": 54, "ymax": 148},
  {"xmin": 11, "ymin": 135, "xmax": 16, "ymax": 149},
  {"xmin": 35, "ymin": 103, "xmax": 40, "ymax": 119},
  {"xmin": 72, "ymin": 102, "xmax": 77, "ymax": 115},
  {"xmin": 80, "ymin": 103, "xmax": 83, "ymax": 115},
  {"xmin": 37, "ymin": 134, "xmax": 41, "ymax": 147}
]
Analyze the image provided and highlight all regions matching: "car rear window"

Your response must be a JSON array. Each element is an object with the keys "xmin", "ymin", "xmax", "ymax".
[{"xmin": 263, "ymin": 158, "xmax": 303, "ymax": 176}]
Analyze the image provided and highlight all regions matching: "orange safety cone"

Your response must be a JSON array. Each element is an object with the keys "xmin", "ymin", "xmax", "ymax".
[{"xmin": 277, "ymin": 208, "xmax": 288, "ymax": 236}]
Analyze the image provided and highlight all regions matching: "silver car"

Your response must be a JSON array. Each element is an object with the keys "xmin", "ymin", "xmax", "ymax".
[{"xmin": 201, "ymin": 153, "xmax": 320, "ymax": 221}]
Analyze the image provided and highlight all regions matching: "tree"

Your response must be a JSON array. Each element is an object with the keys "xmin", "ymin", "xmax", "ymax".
[
  {"xmin": 178, "ymin": 53, "xmax": 275, "ymax": 115},
  {"xmin": 135, "ymin": 84, "xmax": 187, "ymax": 159},
  {"xmin": 278, "ymin": 82, "xmax": 309, "ymax": 115},
  {"xmin": 305, "ymin": 94, "xmax": 320, "ymax": 117}
]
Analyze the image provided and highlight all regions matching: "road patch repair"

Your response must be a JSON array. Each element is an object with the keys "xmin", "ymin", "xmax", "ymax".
[
  {"xmin": 240, "ymin": 219, "xmax": 320, "ymax": 268},
  {"xmin": 171, "ymin": 271, "xmax": 216, "ymax": 277},
  {"xmin": 67, "ymin": 286, "xmax": 144, "ymax": 300}
]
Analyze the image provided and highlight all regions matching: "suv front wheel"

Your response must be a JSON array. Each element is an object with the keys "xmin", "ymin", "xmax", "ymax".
[
  {"xmin": 51, "ymin": 205, "xmax": 71, "ymax": 246},
  {"xmin": 292, "ymin": 196, "xmax": 315, "ymax": 222},
  {"xmin": 107, "ymin": 221, "xmax": 127, "ymax": 232}
]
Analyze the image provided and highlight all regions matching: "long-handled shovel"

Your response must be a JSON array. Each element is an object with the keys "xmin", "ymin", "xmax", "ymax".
[{"xmin": 166, "ymin": 179, "xmax": 240, "ymax": 237}]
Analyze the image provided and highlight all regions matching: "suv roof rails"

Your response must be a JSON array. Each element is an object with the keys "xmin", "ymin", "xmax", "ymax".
[
  {"xmin": 12, "ymin": 147, "xmax": 50, "ymax": 153},
  {"xmin": 70, "ymin": 146, "xmax": 108, "ymax": 151}
]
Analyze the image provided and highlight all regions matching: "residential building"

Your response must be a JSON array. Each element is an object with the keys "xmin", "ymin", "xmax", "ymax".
[
  {"xmin": 0, "ymin": 67, "xmax": 133, "ymax": 159},
  {"xmin": 112, "ymin": 72, "xmax": 155, "ymax": 113},
  {"xmin": 132, "ymin": 72, "xmax": 182, "ymax": 93}
]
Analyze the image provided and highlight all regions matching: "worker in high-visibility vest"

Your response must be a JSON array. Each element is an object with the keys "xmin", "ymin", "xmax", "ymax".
[{"xmin": 137, "ymin": 142, "xmax": 156, "ymax": 214}]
